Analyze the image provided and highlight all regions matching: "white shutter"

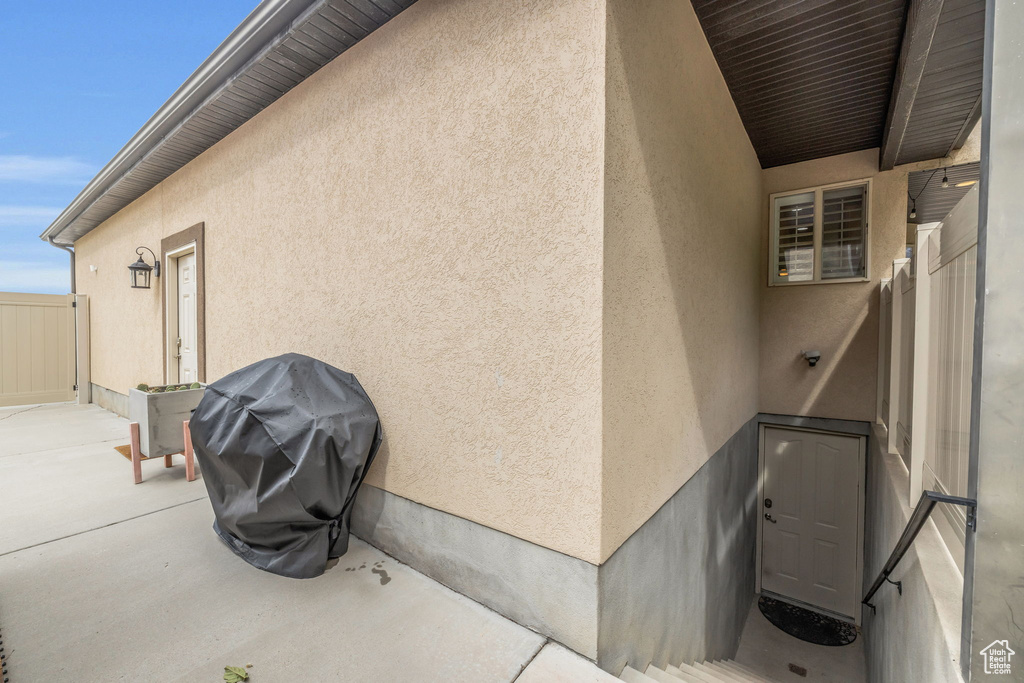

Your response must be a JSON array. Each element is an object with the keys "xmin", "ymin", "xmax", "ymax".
[
  {"xmin": 821, "ymin": 184, "xmax": 867, "ymax": 279},
  {"xmin": 774, "ymin": 191, "xmax": 815, "ymax": 282}
]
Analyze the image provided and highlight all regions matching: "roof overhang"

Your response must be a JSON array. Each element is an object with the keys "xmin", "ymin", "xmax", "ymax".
[
  {"xmin": 41, "ymin": 0, "xmax": 414, "ymax": 246},
  {"xmin": 879, "ymin": 0, "xmax": 984, "ymax": 169},
  {"xmin": 691, "ymin": 0, "xmax": 985, "ymax": 169}
]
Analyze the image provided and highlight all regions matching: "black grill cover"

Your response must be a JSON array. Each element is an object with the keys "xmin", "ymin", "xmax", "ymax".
[{"xmin": 190, "ymin": 353, "xmax": 382, "ymax": 579}]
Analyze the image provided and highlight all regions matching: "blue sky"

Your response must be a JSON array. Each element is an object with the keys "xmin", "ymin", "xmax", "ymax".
[{"xmin": 0, "ymin": 1, "xmax": 256, "ymax": 294}]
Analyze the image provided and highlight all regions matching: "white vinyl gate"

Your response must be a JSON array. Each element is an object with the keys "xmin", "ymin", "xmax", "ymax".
[
  {"xmin": 0, "ymin": 292, "xmax": 78, "ymax": 408},
  {"xmin": 876, "ymin": 186, "xmax": 979, "ymax": 561},
  {"xmin": 922, "ymin": 192, "xmax": 978, "ymax": 548}
]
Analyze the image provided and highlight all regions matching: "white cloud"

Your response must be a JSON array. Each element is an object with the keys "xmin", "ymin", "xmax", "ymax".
[
  {"xmin": 0, "ymin": 155, "xmax": 95, "ymax": 184},
  {"xmin": 0, "ymin": 205, "xmax": 62, "ymax": 227},
  {"xmin": 0, "ymin": 260, "xmax": 70, "ymax": 295}
]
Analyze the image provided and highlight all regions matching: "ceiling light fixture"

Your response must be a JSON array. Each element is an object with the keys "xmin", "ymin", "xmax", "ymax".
[
  {"xmin": 941, "ymin": 168, "xmax": 949, "ymax": 188},
  {"xmin": 956, "ymin": 180, "xmax": 978, "ymax": 188}
]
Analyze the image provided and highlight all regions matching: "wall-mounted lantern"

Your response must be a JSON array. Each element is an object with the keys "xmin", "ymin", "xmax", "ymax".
[{"xmin": 129, "ymin": 247, "xmax": 160, "ymax": 289}]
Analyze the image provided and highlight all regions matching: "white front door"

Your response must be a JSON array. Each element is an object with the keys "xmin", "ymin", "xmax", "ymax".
[
  {"xmin": 176, "ymin": 252, "xmax": 198, "ymax": 383},
  {"xmin": 760, "ymin": 427, "xmax": 863, "ymax": 619}
]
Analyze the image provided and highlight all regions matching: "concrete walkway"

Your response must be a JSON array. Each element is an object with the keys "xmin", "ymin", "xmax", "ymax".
[{"xmin": 0, "ymin": 403, "xmax": 615, "ymax": 682}]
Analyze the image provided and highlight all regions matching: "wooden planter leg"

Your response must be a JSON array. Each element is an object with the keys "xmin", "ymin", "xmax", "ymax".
[
  {"xmin": 130, "ymin": 422, "xmax": 143, "ymax": 485},
  {"xmin": 183, "ymin": 420, "xmax": 196, "ymax": 482},
  {"xmin": 164, "ymin": 453, "xmax": 174, "ymax": 468}
]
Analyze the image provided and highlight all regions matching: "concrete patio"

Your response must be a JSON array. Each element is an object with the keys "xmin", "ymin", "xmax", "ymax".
[{"xmin": 0, "ymin": 402, "xmax": 615, "ymax": 682}]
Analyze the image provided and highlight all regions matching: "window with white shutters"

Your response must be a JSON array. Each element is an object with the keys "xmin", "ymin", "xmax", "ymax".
[
  {"xmin": 822, "ymin": 185, "xmax": 866, "ymax": 279},
  {"xmin": 770, "ymin": 180, "xmax": 869, "ymax": 285},
  {"xmin": 775, "ymin": 192, "xmax": 815, "ymax": 282}
]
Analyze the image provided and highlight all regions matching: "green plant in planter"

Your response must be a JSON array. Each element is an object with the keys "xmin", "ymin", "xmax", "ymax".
[{"xmin": 139, "ymin": 382, "xmax": 202, "ymax": 393}]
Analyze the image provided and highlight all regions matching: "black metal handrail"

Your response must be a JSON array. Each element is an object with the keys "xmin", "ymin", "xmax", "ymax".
[{"xmin": 863, "ymin": 490, "xmax": 976, "ymax": 613}]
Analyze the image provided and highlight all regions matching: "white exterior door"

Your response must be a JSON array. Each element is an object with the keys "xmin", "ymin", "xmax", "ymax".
[
  {"xmin": 176, "ymin": 252, "xmax": 198, "ymax": 383},
  {"xmin": 760, "ymin": 427, "xmax": 863, "ymax": 619}
]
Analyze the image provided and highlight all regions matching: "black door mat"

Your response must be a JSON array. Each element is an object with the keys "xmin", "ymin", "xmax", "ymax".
[{"xmin": 758, "ymin": 595, "xmax": 857, "ymax": 646}]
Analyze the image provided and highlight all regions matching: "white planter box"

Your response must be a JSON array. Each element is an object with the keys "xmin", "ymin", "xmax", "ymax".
[{"xmin": 128, "ymin": 384, "xmax": 206, "ymax": 458}]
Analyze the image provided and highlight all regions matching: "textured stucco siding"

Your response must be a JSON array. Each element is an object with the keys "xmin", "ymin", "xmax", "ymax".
[
  {"xmin": 75, "ymin": 0, "xmax": 608, "ymax": 563},
  {"xmin": 759, "ymin": 149, "xmax": 909, "ymax": 423},
  {"xmin": 600, "ymin": 0, "xmax": 763, "ymax": 560},
  {"xmin": 759, "ymin": 135, "xmax": 982, "ymax": 423}
]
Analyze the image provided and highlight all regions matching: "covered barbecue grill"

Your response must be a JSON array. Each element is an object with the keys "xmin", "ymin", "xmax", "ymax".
[{"xmin": 189, "ymin": 353, "xmax": 382, "ymax": 579}]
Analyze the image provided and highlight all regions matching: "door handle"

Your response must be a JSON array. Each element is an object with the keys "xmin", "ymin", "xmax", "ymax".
[{"xmin": 764, "ymin": 513, "xmax": 777, "ymax": 524}]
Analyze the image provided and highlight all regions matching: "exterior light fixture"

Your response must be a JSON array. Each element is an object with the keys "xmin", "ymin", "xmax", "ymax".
[
  {"xmin": 941, "ymin": 168, "xmax": 949, "ymax": 188},
  {"xmin": 129, "ymin": 247, "xmax": 160, "ymax": 289},
  {"xmin": 956, "ymin": 180, "xmax": 978, "ymax": 188},
  {"xmin": 909, "ymin": 200, "xmax": 917, "ymax": 220}
]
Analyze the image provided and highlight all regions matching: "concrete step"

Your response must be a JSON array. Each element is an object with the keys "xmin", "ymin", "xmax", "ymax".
[
  {"xmin": 644, "ymin": 664, "xmax": 685, "ymax": 682},
  {"xmin": 694, "ymin": 661, "xmax": 743, "ymax": 682},
  {"xmin": 620, "ymin": 665, "xmax": 659, "ymax": 683},
  {"xmin": 666, "ymin": 663, "xmax": 704, "ymax": 683},
  {"xmin": 676, "ymin": 661, "xmax": 724, "ymax": 683},
  {"xmin": 731, "ymin": 660, "xmax": 784, "ymax": 683},
  {"xmin": 714, "ymin": 660, "xmax": 763, "ymax": 682}
]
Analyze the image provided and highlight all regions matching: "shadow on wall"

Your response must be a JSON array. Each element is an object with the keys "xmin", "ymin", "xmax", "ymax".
[
  {"xmin": 760, "ymin": 289, "xmax": 878, "ymax": 422},
  {"xmin": 599, "ymin": 0, "xmax": 762, "ymax": 669},
  {"xmin": 794, "ymin": 299, "xmax": 876, "ymax": 418},
  {"xmin": 757, "ymin": 145, "xmax": 913, "ymax": 424}
]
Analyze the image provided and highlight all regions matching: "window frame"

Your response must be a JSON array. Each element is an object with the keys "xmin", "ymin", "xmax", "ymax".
[{"xmin": 768, "ymin": 177, "xmax": 872, "ymax": 287}]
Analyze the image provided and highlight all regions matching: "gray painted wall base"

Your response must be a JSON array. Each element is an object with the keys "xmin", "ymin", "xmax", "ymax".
[
  {"xmin": 91, "ymin": 383, "xmax": 128, "ymax": 418},
  {"xmin": 597, "ymin": 417, "xmax": 759, "ymax": 672},
  {"xmin": 351, "ymin": 484, "xmax": 600, "ymax": 658},
  {"xmin": 353, "ymin": 416, "xmax": 765, "ymax": 673}
]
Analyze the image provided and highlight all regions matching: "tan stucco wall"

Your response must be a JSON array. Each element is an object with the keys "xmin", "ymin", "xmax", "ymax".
[
  {"xmin": 74, "ymin": 0, "xmax": 978, "ymax": 565},
  {"xmin": 600, "ymin": 0, "xmax": 763, "ymax": 560},
  {"xmin": 758, "ymin": 134, "xmax": 982, "ymax": 422},
  {"xmin": 75, "ymin": 0, "xmax": 609, "ymax": 563},
  {"xmin": 759, "ymin": 150, "xmax": 906, "ymax": 422}
]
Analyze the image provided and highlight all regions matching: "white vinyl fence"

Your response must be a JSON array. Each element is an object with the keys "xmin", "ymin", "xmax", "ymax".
[
  {"xmin": 878, "ymin": 280, "xmax": 892, "ymax": 429},
  {"xmin": 897, "ymin": 270, "xmax": 915, "ymax": 464},
  {"xmin": 924, "ymin": 193, "xmax": 978, "ymax": 546},
  {"xmin": 0, "ymin": 292, "xmax": 78, "ymax": 408},
  {"xmin": 877, "ymin": 186, "xmax": 978, "ymax": 556}
]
